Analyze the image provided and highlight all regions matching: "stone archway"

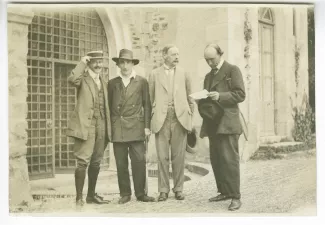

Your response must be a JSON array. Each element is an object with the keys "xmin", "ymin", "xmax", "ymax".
[
  {"xmin": 8, "ymin": 5, "xmax": 132, "ymax": 209},
  {"xmin": 96, "ymin": 7, "xmax": 132, "ymax": 79}
]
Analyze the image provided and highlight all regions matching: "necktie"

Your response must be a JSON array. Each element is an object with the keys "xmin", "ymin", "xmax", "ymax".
[
  {"xmin": 212, "ymin": 68, "xmax": 219, "ymax": 75},
  {"xmin": 95, "ymin": 75, "xmax": 101, "ymax": 90}
]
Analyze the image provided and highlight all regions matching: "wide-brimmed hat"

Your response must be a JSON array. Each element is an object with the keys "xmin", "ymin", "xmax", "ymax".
[
  {"xmin": 186, "ymin": 128, "xmax": 197, "ymax": 154},
  {"xmin": 112, "ymin": 49, "xmax": 139, "ymax": 65},
  {"xmin": 86, "ymin": 50, "xmax": 108, "ymax": 60}
]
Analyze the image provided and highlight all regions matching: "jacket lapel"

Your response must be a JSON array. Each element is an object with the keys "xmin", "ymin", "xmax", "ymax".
[
  {"xmin": 158, "ymin": 66, "xmax": 168, "ymax": 92},
  {"xmin": 83, "ymin": 72, "xmax": 96, "ymax": 102},
  {"xmin": 100, "ymin": 75, "xmax": 108, "ymax": 109},
  {"xmin": 124, "ymin": 75, "xmax": 139, "ymax": 101},
  {"xmin": 209, "ymin": 61, "xmax": 228, "ymax": 90}
]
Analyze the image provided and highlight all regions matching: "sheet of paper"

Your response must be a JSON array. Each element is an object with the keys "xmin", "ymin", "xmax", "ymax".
[{"xmin": 189, "ymin": 89, "xmax": 209, "ymax": 100}]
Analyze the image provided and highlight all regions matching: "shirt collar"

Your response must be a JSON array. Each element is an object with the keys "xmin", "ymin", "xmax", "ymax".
[
  {"xmin": 163, "ymin": 64, "xmax": 175, "ymax": 70},
  {"xmin": 88, "ymin": 68, "xmax": 100, "ymax": 80},
  {"xmin": 118, "ymin": 69, "xmax": 136, "ymax": 80},
  {"xmin": 217, "ymin": 58, "xmax": 224, "ymax": 70}
]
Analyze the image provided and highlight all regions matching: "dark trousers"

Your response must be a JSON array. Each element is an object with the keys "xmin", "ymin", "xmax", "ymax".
[
  {"xmin": 208, "ymin": 133, "xmax": 241, "ymax": 199},
  {"xmin": 113, "ymin": 141, "xmax": 146, "ymax": 198}
]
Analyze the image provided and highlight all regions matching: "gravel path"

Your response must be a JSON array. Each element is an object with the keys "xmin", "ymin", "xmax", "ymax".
[{"xmin": 19, "ymin": 153, "xmax": 316, "ymax": 216}]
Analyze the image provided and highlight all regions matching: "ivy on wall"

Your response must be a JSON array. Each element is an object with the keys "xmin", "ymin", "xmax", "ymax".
[
  {"xmin": 244, "ymin": 9, "xmax": 252, "ymax": 85},
  {"xmin": 294, "ymin": 43, "xmax": 301, "ymax": 96},
  {"xmin": 292, "ymin": 41, "xmax": 315, "ymax": 141}
]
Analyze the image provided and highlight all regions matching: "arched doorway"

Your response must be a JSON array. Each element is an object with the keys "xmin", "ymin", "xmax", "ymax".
[
  {"xmin": 26, "ymin": 8, "xmax": 110, "ymax": 179},
  {"xmin": 258, "ymin": 8, "xmax": 276, "ymax": 137}
]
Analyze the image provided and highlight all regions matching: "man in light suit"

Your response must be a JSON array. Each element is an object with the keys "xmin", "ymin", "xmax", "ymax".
[
  {"xmin": 67, "ymin": 51, "xmax": 111, "ymax": 206},
  {"xmin": 200, "ymin": 43, "xmax": 246, "ymax": 211},
  {"xmin": 149, "ymin": 44, "xmax": 195, "ymax": 201}
]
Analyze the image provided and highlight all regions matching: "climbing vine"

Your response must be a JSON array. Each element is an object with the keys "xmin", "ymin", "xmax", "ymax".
[
  {"xmin": 294, "ymin": 43, "xmax": 301, "ymax": 94},
  {"xmin": 292, "ymin": 43, "xmax": 315, "ymax": 142},
  {"xmin": 244, "ymin": 9, "xmax": 252, "ymax": 85}
]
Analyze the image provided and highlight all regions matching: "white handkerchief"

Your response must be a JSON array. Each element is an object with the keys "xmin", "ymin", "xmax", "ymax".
[{"xmin": 189, "ymin": 89, "xmax": 209, "ymax": 100}]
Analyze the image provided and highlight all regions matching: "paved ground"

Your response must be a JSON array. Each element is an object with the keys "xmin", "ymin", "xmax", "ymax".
[{"xmin": 15, "ymin": 149, "xmax": 316, "ymax": 216}]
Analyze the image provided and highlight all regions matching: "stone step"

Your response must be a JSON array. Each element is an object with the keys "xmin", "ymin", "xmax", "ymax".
[
  {"xmin": 251, "ymin": 141, "xmax": 312, "ymax": 160},
  {"xmin": 259, "ymin": 142, "xmax": 305, "ymax": 153}
]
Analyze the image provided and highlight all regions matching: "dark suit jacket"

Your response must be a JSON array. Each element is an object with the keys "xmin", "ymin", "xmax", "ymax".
[
  {"xmin": 200, "ymin": 61, "xmax": 246, "ymax": 138},
  {"xmin": 108, "ymin": 74, "xmax": 151, "ymax": 142},
  {"xmin": 66, "ymin": 61, "xmax": 112, "ymax": 141}
]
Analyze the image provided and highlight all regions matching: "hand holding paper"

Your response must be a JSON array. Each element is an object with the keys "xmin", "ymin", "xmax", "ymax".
[{"xmin": 189, "ymin": 89, "xmax": 209, "ymax": 100}]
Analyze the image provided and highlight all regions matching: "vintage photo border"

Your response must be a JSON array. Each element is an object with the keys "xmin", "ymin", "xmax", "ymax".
[{"xmin": 1, "ymin": 0, "xmax": 324, "ymax": 224}]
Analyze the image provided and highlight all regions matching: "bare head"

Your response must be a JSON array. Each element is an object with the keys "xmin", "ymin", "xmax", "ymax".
[
  {"xmin": 204, "ymin": 43, "xmax": 224, "ymax": 69},
  {"xmin": 162, "ymin": 44, "xmax": 179, "ymax": 68}
]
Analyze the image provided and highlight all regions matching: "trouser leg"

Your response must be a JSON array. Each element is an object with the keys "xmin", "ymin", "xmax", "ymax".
[
  {"xmin": 218, "ymin": 134, "xmax": 241, "ymax": 199},
  {"xmin": 155, "ymin": 116, "xmax": 171, "ymax": 194},
  {"xmin": 88, "ymin": 118, "xmax": 108, "ymax": 198},
  {"xmin": 170, "ymin": 115, "xmax": 187, "ymax": 193},
  {"xmin": 113, "ymin": 142, "xmax": 132, "ymax": 197},
  {"xmin": 208, "ymin": 134, "xmax": 222, "ymax": 193},
  {"xmin": 128, "ymin": 141, "xmax": 146, "ymax": 198}
]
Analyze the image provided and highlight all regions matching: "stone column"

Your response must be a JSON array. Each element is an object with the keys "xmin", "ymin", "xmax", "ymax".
[
  {"xmin": 8, "ymin": 6, "xmax": 34, "ymax": 209},
  {"xmin": 205, "ymin": 7, "xmax": 259, "ymax": 160}
]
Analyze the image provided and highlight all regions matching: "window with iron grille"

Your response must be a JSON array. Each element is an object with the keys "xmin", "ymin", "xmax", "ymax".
[{"xmin": 27, "ymin": 8, "xmax": 110, "ymax": 179}]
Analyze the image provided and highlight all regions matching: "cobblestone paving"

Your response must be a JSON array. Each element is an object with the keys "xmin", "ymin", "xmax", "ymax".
[{"xmin": 21, "ymin": 152, "xmax": 316, "ymax": 216}]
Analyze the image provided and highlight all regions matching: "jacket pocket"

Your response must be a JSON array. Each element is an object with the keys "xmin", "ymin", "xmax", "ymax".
[{"xmin": 218, "ymin": 109, "xmax": 242, "ymax": 134}]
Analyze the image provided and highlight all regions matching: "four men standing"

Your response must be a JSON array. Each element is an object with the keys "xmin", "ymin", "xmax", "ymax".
[{"xmin": 68, "ymin": 44, "xmax": 245, "ymax": 211}]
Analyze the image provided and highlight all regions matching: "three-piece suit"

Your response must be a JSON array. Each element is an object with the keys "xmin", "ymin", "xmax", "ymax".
[
  {"xmin": 149, "ymin": 65, "xmax": 195, "ymax": 194},
  {"xmin": 200, "ymin": 60, "xmax": 246, "ymax": 199},
  {"xmin": 67, "ymin": 61, "xmax": 112, "ymax": 200}
]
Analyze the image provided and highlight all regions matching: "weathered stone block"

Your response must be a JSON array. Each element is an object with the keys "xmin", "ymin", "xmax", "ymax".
[
  {"xmin": 7, "ymin": 7, "xmax": 34, "ymax": 210},
  {"xmin": 9, "ymin": 156, "xmax": 33, "ymax": 209}
]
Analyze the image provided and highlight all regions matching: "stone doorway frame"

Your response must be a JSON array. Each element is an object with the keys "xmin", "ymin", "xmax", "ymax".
[{"xmin": 8, "ymin": 5, "xmax": 132, "ymax": 207}]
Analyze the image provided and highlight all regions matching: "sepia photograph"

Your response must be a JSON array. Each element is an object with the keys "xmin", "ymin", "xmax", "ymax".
[{"xmin": 5, "ymin": 0, "xmax": 318, "ymax": 218}]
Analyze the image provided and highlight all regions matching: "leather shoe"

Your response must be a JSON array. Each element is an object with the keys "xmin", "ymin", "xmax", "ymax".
[
  {"xmin": 76, "ymin": 199, "xmax": 85, "ymax": 206},
  {"xmin": 209, "ymin": 194, "xmax": 231, "ymax": 202},
  {"xmin": 137, "ymin": 195, "xmax": 155, "ymax": 202},
  {"xmin": 175, "ymin": 191, "xmax": 185, "ymax": 200},
  {"xmin": 118, "ymin": 195, "xmax": 131, "ymax": 204},
  {"xmin": 158, "ymin": 192, "xmax": 168, "ymax": 202},
  {"xmin": 228, "ymin": 199, "xmax": 242, "ymax": 211},
  {"xmin": 86, "ymin": 193, "xmax": 110, "ymax": 204}
]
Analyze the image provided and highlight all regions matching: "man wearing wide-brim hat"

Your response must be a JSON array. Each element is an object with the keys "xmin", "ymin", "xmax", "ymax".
[
  {"xmin": 108, "ymin": 49, "xmax": 155, "ymax": 204},
  {"xmin": 67, "ymin": 50, "xmax": 111, "ymax": 206}
]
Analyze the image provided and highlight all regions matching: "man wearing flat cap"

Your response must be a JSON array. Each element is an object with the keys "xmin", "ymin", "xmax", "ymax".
[
  {"xmin": 108, "ymin": 49, "xmax": 155, "ymax": 204},
  {"xmin": 200, "ymin": 43, "xmax": 246, "ymax": 211},
  {"xmin": 67, "ymin": 51, "xmax": 111, "ymax": 206}
]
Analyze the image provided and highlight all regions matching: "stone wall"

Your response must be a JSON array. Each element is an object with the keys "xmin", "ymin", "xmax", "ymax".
[
  {"xmin": 122, "ymin": 7, "xmax": 258, "ymax": 161},
  {"xmin": 8, "ymin": 6, "xmax": 34, "ymax": 209}
]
